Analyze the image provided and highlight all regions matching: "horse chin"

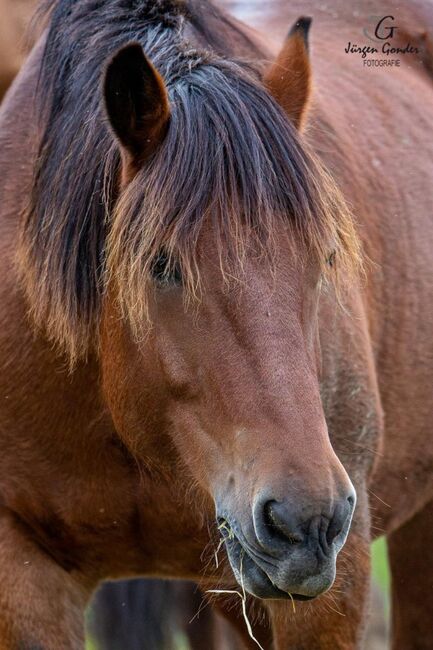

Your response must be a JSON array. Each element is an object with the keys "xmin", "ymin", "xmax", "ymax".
[{"xmin": 224, "ymin": 533, "xmax": 334, "ymax": 601}]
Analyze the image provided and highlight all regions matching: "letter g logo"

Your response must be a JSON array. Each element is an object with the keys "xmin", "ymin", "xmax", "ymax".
[
  {"xmin": 375, "ymin": 15, "xmax": 397, "ymax": 39},
  {"xmin": 364, "ymin": 15, "xmax": 397, "ymax": 42}
]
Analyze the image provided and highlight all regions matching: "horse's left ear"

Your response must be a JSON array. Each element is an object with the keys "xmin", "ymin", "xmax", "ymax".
[
  {"xmin": 264, "ymin": 17, "xmax": 312, "ymax": 130},
  {"xmin": 104, "ymin": 42, "xmax": 170, "ymax": 167}
]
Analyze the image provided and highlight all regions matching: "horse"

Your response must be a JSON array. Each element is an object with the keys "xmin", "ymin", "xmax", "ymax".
[{"xmin": 0, "ymin": 0, "xmax": 432, "ymax": 648}]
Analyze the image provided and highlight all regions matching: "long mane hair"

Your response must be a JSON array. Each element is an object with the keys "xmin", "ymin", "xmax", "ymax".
[{"xmin": 19, "ymin": 0, "xmax": 360, "ymax": 361}]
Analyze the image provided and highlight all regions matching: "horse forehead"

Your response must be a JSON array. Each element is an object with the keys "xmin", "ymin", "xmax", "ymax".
[
  {"xmin": 198, "ymin": 270, "xmax": 304, "ymax": 329},
  {"xmin": 199, "ymin": 241, "xmax": 305, "ymax": 297}
]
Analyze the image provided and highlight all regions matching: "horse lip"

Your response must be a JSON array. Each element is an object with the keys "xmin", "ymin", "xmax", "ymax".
[
  {"xmin": 220, "ymin": 524, "xmax": 319, "ymax": 601},
  {"xmin": 218, "ymin": 517, "xmax": 333, "ymax": 600},
  {"xmin": 291, "ymin": 593, "xmax": 316, "ymax": 601}
]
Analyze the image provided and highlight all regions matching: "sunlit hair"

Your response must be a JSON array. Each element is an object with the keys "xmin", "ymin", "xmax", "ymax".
[{"xmin": 19, "ymin": 0, "xmax": 361, "ymax": 362}]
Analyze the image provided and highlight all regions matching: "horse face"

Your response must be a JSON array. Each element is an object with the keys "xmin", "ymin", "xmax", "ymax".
[
  {"xmin": 148, "ymin": 227, "xmax": 354, "ymax": 599},
  {"xmin": 101, "ymin": 34, "xmax": 356, "ymax": 600},
  {"xmin": 101, "ymin": 222, "xmax": 355, "ymax": 600}
]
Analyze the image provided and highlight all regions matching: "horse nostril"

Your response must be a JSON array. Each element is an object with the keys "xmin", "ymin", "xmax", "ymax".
[
  {"xmin": 326, "ymin": 515, "xmax": 342, "ymax": 546},
  {"xmin": 253, "ymin": 490, "xmax": 356, "ymax": 557},
  {"xmin": 326, "ymin": 496, "xmax": 354, "ymax": 546},
  {"xmin": 263, "ymin": 500, "xmax": 304, "ymax": 545}
]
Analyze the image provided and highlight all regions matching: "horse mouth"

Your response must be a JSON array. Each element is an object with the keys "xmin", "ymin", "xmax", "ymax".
[{"xmin": 220, "ymin": 523, "xmax": 317, "ymax": 601}]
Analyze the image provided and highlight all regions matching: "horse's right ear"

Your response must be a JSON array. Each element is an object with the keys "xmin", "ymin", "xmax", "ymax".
[
  {"xmin": 104, "ymin": 42, "xmax": 170, "ymax": 167},
  {"xmin": 264, "ymin": 17, "xmax": 312, "ymax": 130}
]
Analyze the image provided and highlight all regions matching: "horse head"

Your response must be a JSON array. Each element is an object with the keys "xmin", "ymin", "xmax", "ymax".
[{"xmin": 100, "ymin": 18, "xmax": 358, "ymax": 601}]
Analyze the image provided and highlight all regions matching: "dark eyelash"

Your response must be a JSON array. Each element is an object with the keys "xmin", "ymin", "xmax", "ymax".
[
  {"xmin": 150, "ymin": 250, "xmax": 182, "ymax": 287},
  {"xmin": 326, "ymin": 251, "xmax": 336, "ymax": 268}
]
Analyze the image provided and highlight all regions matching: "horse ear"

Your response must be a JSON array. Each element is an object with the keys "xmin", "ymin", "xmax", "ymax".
[
  {"xmin": 264, "ymin": 17, "xmax": 312, "ymax": 130},
  {"xmin": 104, "ymin": 42, "xmax": 170, "ymax": 165}
]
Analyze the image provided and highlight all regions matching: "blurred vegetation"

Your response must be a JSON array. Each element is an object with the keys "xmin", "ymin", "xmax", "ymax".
[{"xmin": 372, "ymin": 536, "xmax": 390, "ymax": 592}]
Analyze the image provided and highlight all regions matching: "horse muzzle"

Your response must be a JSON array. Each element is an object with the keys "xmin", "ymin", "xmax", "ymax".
[{"xmin": 216, "ymin": 488, "xmax": 356, "ymax": 600}]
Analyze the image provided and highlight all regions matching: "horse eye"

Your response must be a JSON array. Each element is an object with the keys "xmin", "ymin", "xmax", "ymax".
[
  {"xmin": 326, "ymin": 251, "xmax": 336, "ymax": 268},
  {"xmin": 150, "ymin": 251, "xmax": 182, "ymax": 287}
]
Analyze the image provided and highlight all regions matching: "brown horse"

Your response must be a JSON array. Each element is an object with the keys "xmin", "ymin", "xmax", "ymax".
[{"xmin": 0, "ymin": 1, "xmax": 432, "ymax": 649}]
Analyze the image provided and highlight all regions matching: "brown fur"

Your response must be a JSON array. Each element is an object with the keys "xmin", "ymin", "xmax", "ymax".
[
  {"xmin": 0, "ymin": 0, "xmax": 432, "ymax": 648},
  {"xmin": 0, "ymin": 0, "xmax": 38, "ymax": 101}
]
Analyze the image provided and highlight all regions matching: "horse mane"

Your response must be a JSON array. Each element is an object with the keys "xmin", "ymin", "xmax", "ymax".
[{"xmin": 19, "ymin": 0, "xmax": 360, "ymax": 362}]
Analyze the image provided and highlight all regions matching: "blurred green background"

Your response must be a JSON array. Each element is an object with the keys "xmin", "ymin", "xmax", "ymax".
[{"xmin": 371, "ymin": 536, "xmax": 390, "ymax": 605}]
